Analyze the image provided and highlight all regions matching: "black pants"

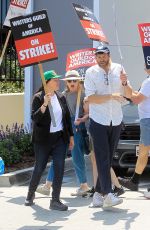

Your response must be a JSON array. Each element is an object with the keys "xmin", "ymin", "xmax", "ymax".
[
  {"xmin": 89, "ymin": 119, "xmax": 122, "ymax": 195},
  {"xmin": 28, "ymin": 132, "xmax": 67, "ymax": 201}
]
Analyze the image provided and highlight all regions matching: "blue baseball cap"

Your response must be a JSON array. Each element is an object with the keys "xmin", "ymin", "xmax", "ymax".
[{"xmin": 95, "ymin": 45, "xmax": 110, "ymax": 54}]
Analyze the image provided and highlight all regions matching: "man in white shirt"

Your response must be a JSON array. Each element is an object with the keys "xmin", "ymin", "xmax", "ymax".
[
  {"xmin": 118, "ymin": 68, "xmax": 150, "ymax": 196},
  {"xmin": 84, "ymin": 44, "xmax": 132, "ymax": 208}
]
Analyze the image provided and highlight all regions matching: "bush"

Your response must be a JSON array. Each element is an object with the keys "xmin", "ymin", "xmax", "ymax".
[
  {"xmin": 0, "ymin": 52, "xmax": 24, "ymax": 93},
  {"xmin": 0, "ymin": 51, "xmax": 24, "ymax": 83},
  {"xmin": 0, "ymin": 81, "xmax": 24, "ymax": 93},
  {"xmin": 0, "ymin": 139, "xmax": 21, "ymax": 165},
  {"xmin": 17, "ymin": 133, "xmax": 33, "ymax": 156},
  {"xmin": 0, "ymin": 124, "xmax": 33, "ymax": 166}
]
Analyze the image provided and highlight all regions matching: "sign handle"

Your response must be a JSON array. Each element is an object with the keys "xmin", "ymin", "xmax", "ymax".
[
  {"xmin": 38, "ymin": 63, "xmax": 47, "ymax": 93},
  {"xmin": 38, "ymin": 63, "xmax": 56, "ymax": 127},
  {"xmin": 0, "ymin": 30, "xmax": 11, "ymax": 66},
  {"xmin": 75, "ymin": 83, "xmax": 82, "ymax": 121}
]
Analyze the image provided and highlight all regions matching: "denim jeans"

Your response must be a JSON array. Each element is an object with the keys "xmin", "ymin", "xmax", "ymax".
[
  {"xmin": 71, "ymin": 127, "xmax": 87, "ymax": 184},
  {"xmin": 71, "ymin": 117, "xmax": 87, "ymax": 184},
  {"xmin": 140, "ymin": 118, "xmax": 150, "ymax": 146},
  {"xmin": 28, "ymin": 133, "xmax": 67, "ymax": 201},
  {"xmin": 47, "ymin": 117, "xmax": 87, "ymax": 185},
  {"xmin": 47, "ymin": 161, "xmax": 54, "ymax": 182}
]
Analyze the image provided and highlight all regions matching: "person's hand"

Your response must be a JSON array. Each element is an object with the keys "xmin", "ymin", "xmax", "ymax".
[
  {"xmin": 120, "ymin": 70, "xmax": 128, "ymax": 86},
  {"xmin": 69, "ymin": 136, "xmax": 74, "ymax": 150},
  {"xmin": 112, "ymin": 93, "xmax": 125, "ymax": 103},
  {"xmin": 83, "ymin": 96, "xmax": 88, "ymax": 103},
  {"xmin": 83, "ymin": 97, "xmax": 89, "ymax": 114},
  {"xmin": 131, "ymin": 92, "xmax": 139, "ymax": 104},
  {"xmin": 144, "ymin": 67, "xmax": 150, "ymax": 76},
  {"xmin": 74, "ymin": 118, "xmax": 83, "ymax": 126},
  {"xmin": 44, "ymin": 93, "xmax": 51, "ymax": 106}
]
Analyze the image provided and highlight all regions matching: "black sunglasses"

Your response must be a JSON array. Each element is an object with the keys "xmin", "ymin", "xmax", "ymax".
[
  {"xmin": 104, "ymin": 74, "xmax": 109, "ymax": 85},
  {"xmin": 67, "ymin": 80, "xmax": 78, "ymax": 83}
]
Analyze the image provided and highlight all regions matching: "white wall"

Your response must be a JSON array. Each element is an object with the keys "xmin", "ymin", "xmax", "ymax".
[
  {"xmin": 99, "ymin": 0, "xmax": 150, "ymax": 90},
  {"xmin": 0, "ymin": 93, "xmax": 24, "ymax": 127}
]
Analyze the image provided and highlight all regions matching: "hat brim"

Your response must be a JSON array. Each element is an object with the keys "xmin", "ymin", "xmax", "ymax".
[
  {"xmin": 95, "ymin": 50, "xmax": 110, "ymax": 54},
  {"xmin": 61, "ymin": 76, "xmax": 83, "ymax": 81}
]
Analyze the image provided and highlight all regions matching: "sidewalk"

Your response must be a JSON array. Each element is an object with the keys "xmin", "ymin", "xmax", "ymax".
[
  {"xmin": 0, "ymin": 157, "xmax": 74, "ymax": 187},
  {"xmin": 0, "ymin": 157, "xmax": 150, "ymax": 230}
]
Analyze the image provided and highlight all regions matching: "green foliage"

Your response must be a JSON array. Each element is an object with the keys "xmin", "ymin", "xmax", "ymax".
[
  {"xmin": 0, "ymin": 81, "xmax": 24, "ymax": 93},
  {"xmin": 0, "ymin": 139, "xmax": 21, "ymax": 166},
  {"xmin": 17, "ymin": 133, "xmax": 33, "ymax": 156},
  {"xmin": 0, "ymin": 124, "xmax": 33, "ymax": 166},
  {"xmin": 0, "ymin": 51, "xmax": 24, "ymax": 81},
  {"xmin": 0, "ymin": 50, "xmax": 24, "ymax": 93}
]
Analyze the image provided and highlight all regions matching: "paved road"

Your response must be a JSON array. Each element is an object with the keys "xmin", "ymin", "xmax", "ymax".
[{"xmin": 0, "ymin": 157, "xmax": 150, "ymax": 230}]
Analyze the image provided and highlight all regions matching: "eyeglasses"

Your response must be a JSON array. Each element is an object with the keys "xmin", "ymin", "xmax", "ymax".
[
  {"xmin": 104, "ymin": 74, "xmax": 109, "ymax": 85},
  {"xmin": 67, "ymin": 80, "xmax": 78, "ymax": 83}
]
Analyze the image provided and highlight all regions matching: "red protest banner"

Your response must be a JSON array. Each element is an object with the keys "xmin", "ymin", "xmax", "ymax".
[
  {"xmin": 10, "ymin": 0, "xmax": 29, "ymax": 9},
  {"xmin": 66, "ymin": 48, "xmax": 97, "ymax": 78},
  {"xmin": 80, "ymin": 21, "xmax": 107, "ymax": 42},
  {"xmin": 138, "ymin": 23, "xmax": 150, "ymax": 69},
  {"xmin": 0, "ymin": 0, "xmax": 30, "ymax": 66},
  {"xmin": 73, "ymin": 3, "xmax": 108, "ymax": 43},
  {"xmin": 15, "ymin": 33, "xmax": 57, "ymax": 67},
  {"xmin": 4, "ymin": 0, "xmax": 29, "ymax": 27},
  {"xmin": 10, "ymin": 10, "xmax": 58, "ymax": 67},
  {"xmin": 138, "ymin": 23, "xmax": 150, "ymax": 46}
]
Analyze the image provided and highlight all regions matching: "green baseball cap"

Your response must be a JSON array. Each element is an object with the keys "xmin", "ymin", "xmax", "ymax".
[{"xmin": 44, "ymin": 70, "xmax": 61, "ymax": 81}]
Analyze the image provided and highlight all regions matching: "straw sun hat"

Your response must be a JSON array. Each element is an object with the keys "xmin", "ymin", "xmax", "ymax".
[{"xmin": 62, "ymin": 70, "xmax": 83, "ymax": 81}]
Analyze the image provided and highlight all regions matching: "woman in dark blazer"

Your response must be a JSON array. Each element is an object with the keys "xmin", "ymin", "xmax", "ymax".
[{"xmin": 25, "ymin": 70, "xmax": 74, "ymax": 211}]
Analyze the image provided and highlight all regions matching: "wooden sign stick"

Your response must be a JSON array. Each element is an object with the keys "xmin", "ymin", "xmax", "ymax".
[
  {"xmin": 75, "ymin": 83, "xmax": 82, "ymax": 121},
  {"xmin": 38, "ymin": 63, "xmax": 56, "ymax": 127},
  {"xmin": 0, "ymin": 30, "xmax": 11, "ymax": 66}
]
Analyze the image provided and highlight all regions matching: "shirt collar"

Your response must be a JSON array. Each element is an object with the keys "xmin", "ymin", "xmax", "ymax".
[{"xmin": 97, "ymin": 62, "xmax": 115, "ymax": 74}]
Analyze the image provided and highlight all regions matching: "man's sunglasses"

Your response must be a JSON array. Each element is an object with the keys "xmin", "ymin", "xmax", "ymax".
[{"xmin": 67, "ymin": 80, "xmax": 78, "ymax": 83}]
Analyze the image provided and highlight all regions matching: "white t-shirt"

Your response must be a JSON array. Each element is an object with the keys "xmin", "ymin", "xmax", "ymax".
[
  {"xmin": 50, "ymin": 93, "xmax": 63, "ymax": 133},
  {"xmin": 138, "ymin": 77, "xmax": 150, "ymax": 120},
  {"xmin": 84, "ymin": 63, "xmax": 128, "ymax": 126}
]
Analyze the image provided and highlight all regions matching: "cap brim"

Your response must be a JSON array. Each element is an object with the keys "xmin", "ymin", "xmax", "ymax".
[
  {"xmin": 95, "ymin": 51, "xmax": 109, "ymax": 54},
  {"xmin": 52, "ymin": 75, "xmax": 62, "ymax": 79}
]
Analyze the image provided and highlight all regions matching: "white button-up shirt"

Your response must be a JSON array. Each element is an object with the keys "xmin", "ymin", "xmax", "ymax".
[
  {"xmin": 84, "ymin": 63, "xmax": 126, "ymax": 126},
  {"xmin": 50, "ymin": 94, "xmax": 63, "ymax": 133}
]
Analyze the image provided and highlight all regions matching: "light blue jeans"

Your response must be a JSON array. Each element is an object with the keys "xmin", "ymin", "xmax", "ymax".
[
  {"xmin": 47, "ymin": 117, "xmax": 87, "ymax": 184},
  {"xmin": 47, "ymin": 161, "xmax": 54, "ymax": 182}
]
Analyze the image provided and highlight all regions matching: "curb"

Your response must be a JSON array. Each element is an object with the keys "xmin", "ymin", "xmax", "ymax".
[{"xmin": 0, "ymin": 157, "xmax": 74, "ymax": 187}]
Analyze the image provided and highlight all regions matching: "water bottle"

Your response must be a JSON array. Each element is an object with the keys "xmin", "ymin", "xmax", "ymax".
[{"xmin": 0, "ymin": 157, "xmax": 5, "ymax": 175}]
